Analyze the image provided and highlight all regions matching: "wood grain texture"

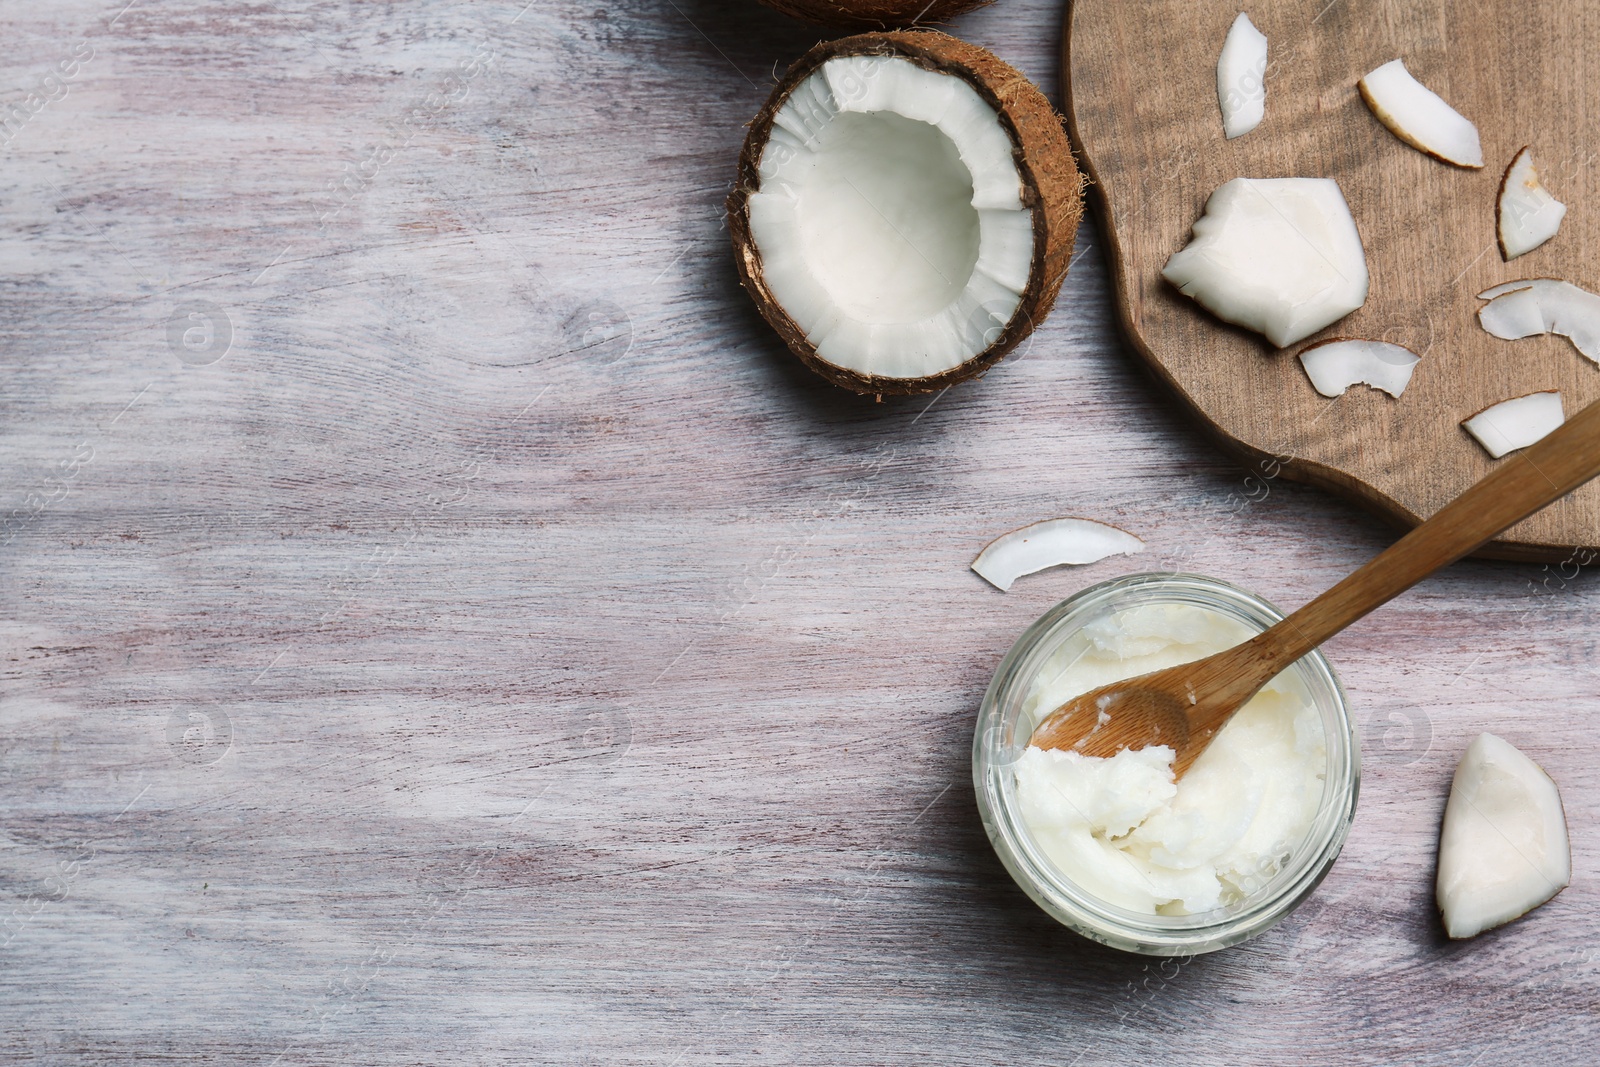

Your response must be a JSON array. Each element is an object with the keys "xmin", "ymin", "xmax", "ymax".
[
  {"xmin": 1067, "ymin": 0, "xmax": 1600, "ymax": 559},
  {"xmin": 1, "ymin": 0, "xmax": 1598, "ymax": 1064}
]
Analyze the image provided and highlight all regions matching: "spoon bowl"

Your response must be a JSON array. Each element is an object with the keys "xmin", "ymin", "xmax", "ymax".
[
  {"xmin": 1028, "ymin": 635, "xmax": 1286, "ymax": 777},
  {"xmin": 1027, "ymin": 677, "xmax": 1193, "ymax": 758}
]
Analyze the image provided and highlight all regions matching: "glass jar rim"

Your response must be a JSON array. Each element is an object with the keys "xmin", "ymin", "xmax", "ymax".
[{"xmin": 972, "ymin": 572, "xmax": 1361, "ymax": 955}]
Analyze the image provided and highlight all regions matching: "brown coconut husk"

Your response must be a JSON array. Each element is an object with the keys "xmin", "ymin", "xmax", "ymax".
[
  {"xmin": 727, "ymin": 31, "xmax": 1085, "ymax": 396},
  {"xmin": 757, "ymin": 0, "xmax": 991, "ymax": 33}
]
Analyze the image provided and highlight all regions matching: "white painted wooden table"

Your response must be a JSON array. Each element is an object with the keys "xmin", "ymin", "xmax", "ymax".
[{"xmin": 2, "ymin": 1, "xmax": 1596, "ymax": 1062}]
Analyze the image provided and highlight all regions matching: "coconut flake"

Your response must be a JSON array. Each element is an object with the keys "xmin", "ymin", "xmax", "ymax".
[
  {"xmin": 971, "ymin": 518, "xmax": 1144, "ymax": 592},
  {"xmin": 1498, "ymin": 147, "xmax": 1566, "ymax": 260},
  {"xmin": 1477, "ymin": 279, "xmax": 1600, "ymax": 364},
  {"xmin": 1462, "ymin": 391, "xmax": 1564, "ymax": 458},
  {"xmin": 1437, "ymin": 733, "xmax": 1570, "ymax": 939},
  {"xmin": 1217, "ymin": 13, "xmax": 1267, "ymax": 140},
  {"xmin": 1162, "ymin": 177, "xmax": 1369, "ymax": 348},
  {"xmin": 1358, "ymin": 59, "xmax": 1483, "ymax": 168},
  {"xmin": 1296, "ymin": 338, "xmax": 1419, "ymax": 398}
]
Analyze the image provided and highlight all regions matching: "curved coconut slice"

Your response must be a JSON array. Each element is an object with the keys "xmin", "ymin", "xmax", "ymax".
[
  {"xmin": 1462, "ymin": 390, "xmax": 1564, "ymax": 459},
  {"xmin": 756, "ymin": 0, "xmax": 989, "ymax": 31},
  {"xmin": 971, "ymin": 518, "xmax": 1144, "ymax": 592},
  {"xmin": 1162, "ymin": 177, "xmax": 1369, "ymax": 348},
  {"xmin": 1437, "ymin": 733, "xmax": 1570, "ymax": 940},
  {"xmin": 728, "ymin": 33, "xmax": 1083, "ymax": 396},
  {"xmin": 1297, "ymin": 338, "xmax": 1419, "ymax": 398},
  {"xmin": 1477, "ymin": 279, "xmax": 1600, "ymax": 364},
  {"xmin": 1498, "ymin": 147, "xmax": 1567, "ymax": 261},
  {"xmin": 1216, "ymin": 12, "xmax": 1267, "ymax": 140},
  {"xmin": 1358, "ymin": 59, "xmax": 1483, "ymax": 168}
]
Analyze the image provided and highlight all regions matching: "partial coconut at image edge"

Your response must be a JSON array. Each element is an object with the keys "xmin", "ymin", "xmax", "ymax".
[
  {"xmin": 756, "ymin": 0, "xmax": 992, "ymax": 32},
  {"xmin": 727, "ymin": 31, "xmax": 1085, "ymax": 396}
]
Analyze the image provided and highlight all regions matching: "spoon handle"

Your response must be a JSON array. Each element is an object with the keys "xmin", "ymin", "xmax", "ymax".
[{"xmin": 1252, "ymin": 396, "xmax": 1600, "ymax": 668}]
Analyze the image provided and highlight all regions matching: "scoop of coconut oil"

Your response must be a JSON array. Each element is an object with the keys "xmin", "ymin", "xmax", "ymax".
[{"xmin": 1014, "ymin": 603, "xmax": 1327, "ymax": 916}]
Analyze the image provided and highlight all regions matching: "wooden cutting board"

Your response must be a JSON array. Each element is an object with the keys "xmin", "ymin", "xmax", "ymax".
[{"xmin": 1064, "ymin": 0, "xmax": 1600, "ymax": 561}]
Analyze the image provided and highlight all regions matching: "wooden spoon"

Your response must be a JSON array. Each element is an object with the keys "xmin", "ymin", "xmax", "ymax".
[{"xmin": 1030, "ymin": 396, "xmax": 1600, "ymax": 779}]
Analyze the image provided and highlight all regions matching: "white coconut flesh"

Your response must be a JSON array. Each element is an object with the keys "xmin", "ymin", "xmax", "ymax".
[
  {"xmin": 1297, "ymin": 339, "xmax": 1419, "ymax": 398},
  {"xmin": 1498, "ymin": 148, "xmax": 1566, "ymax": 260},
  {"xmin": 1437, "ymin": 733, "xmax": 1570, "ymax": 940},
  {"xmin": 1462, "ymin": 390, "xmax": 1564, "ymax": 459},
  {"xmin": 1358, "ymin": 59, "xmax": 1483, "ymax": 168},
  {"xmin": 1162, "ymin": 177, "xmax": 1369, "ymax": 348},
  {"xmin": 1478, "ymin": 279, "xmax": 1600, "ymax": 364},
  {"xmin": 746, "ymin": 55, "xmax": 1034, "ymax": 380},
  {"xmin": 971, "ymin": 517, "xmax": 1143, "ymax": 592},
  {"xmin": 1216, "ymin": 12, "xmax": 1267, "ymax": 140}
]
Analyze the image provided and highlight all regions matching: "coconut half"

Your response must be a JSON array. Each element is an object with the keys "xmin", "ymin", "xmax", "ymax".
[
  {"xmin": 728, "ymin": 33, "xmax": 1083, "ymax": 395},
  {"xmin": 1437, "ymin": 733, "xmax": 1570, "ymax": 940},
  {"xmin": 1358, "ymin": 59, "xmax": 1483, "ymax": 168},
  {"xmin": 1216, "ymin": 12, "xmax": 1267, "ymax": 140},
  {"xmin": 756, "ymin": 0, "xmax": 990, "ymax": 31},
  {"xmin": 1297, "ymin": 338, "xmax": 1419, "ymax": 398},
  {"xmin": 1498, "ymin": 147, "xmax": 1566, "ymax": 260},
  {"xmin": 971, "ymin": 517, "xmax": 1143, "ymax": 592},
  {"xmin": 1478, "ymin": 279, "xmax": 1600, "ymax": 364},
  {"xmin": 1462, "ymin": 390, "xmax": 1564, "ymax": 459},
  {"xmin": 1162, "ymin": 177, "xmax": 1368, "ymax": 348}
]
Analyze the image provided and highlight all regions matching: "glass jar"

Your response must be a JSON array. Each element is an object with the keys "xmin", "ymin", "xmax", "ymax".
[{"xmin": 972, "ymin": 572, "xmax": 1360, "ymax": 955}]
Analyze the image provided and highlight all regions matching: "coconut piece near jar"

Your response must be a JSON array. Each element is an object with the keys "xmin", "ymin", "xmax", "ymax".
[{"xmin": 1013, "ymin": 601, "xmax": 1326, "ymax": 915}]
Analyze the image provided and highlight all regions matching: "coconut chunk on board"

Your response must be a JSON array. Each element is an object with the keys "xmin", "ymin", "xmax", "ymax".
[
  {"xmin": 1162, "ymin": 177, "xmax": 1368, "ymax": 348},
  {"xmin": 1297, "ymin": 338, "xmax": 1419, "ymax": 398},
  {"xmin": 1498, "ymin": 147, "xmax": 1567, "ymax": 260},
  {"xmin": 1216, "ymin": 13, "xmax": 1267, "ymax": 140},
  {"xmin": 1477, "ymin": 280, "xmax": 1600, "ymax": 363},
  {"xmin": 1461, "ymin": 391, "xmax": 1564, "ymax": 459},
  {"xmin": 1358, "ymin": 59, "xmax": 1483, "ymax": 168}
]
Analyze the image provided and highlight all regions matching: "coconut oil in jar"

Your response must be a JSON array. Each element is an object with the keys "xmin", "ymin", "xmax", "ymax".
[{"xmin": 973, "ymin": 574, "xmax": 1359, "ymax": 954}]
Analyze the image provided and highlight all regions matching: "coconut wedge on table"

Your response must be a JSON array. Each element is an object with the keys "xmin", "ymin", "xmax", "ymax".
[
  {"xmin": 728, "ymin": 32, "xmax": 1083, "ymax": 395},
  {"xmin": 1437, "ymin": 733, "xmax": 1570, "ymax": 939},
  {"xmin": 971, "ymin": 518, "xmax": 1143, "ymax": 592}
]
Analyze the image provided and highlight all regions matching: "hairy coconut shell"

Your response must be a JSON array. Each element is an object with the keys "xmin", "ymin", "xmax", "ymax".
[
  {"xmin": 756, "ymin": 0, "xmax": 991, "ymax": 32},
  {"xmin": 727, "ymin": 31, "xmax": 1085, "ymax": 396}
]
